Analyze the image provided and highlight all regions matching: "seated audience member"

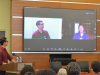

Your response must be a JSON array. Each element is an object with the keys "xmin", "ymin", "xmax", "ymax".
[
  {"xmin": 36, "ymin": 69, "xmax": 56, "ymax": 75},
  {"xmin": 91, "ymin": 61, "xmax": 100, "ymax": 74},
  {"xmin": 66, "ymin": 62, "xmax": 81, "ymax": 75},
  {"xmin": 20, "ymin": 65, "xmax": 35, "ymax": 75},
  {"xmin": 24, "ymin": 72, "xmax": 34, "ymax": 75},
  {"xmin": 58, "ymin": 68, "xmax": 67, "ymax": 75}
]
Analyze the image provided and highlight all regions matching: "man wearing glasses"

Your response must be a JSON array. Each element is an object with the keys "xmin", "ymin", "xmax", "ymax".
[
  {"xmin": 32, "ymin": 20, "xmax": 50, "ymax": 39},
  {"xmin": 0, "ymin": 37, "xmax": 16, "ymax": 75}
]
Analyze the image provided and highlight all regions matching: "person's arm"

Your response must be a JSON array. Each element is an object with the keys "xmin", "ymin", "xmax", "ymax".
[
  {"xmin": 6, "ymin": 51, "xmax": 14, "ymax": 62},
  {"xmin": 32, "ymin": 33, "xmax": 36, "ymax": 38},
  {"xmin": 0, "ymin": 52, "xmax": 3, "ymax": 65},
  {"xmin": 11, "ymin": 59, "xmax": 16, "ymax": 63},
  {"xmin": 84, "ymin": 34, "xmax": 89, "ymax": 40},
  {"xmin": 2, "ymin": 62, "xmax": 7, "ymax": 64},
  {"xmin": 73, "ymin": 33, "xmax": 79, "ymax": 40},
  {"xmin": 73, "ymin": 34, "xmax": 76, "ymax": 39},
  {"xmin": 6, "ymin": 51, "xmax": 16, "ymax": 63},
  {"xmin": 47, "ymin": 32, "xmax": 50, "ymax": 39},
  {"xmin": 7, "ymin": 52, "xmax": 16, "ymax": 63},
  {"xmin": 0, "ymin": 52, "xmax": 7, "ymax": 65},
  {"xmin": 86, "ymin": 34, "xmax": 89, "ymax": 40}
]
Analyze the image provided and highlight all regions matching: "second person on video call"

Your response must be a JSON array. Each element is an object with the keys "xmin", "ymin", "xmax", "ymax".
[{"xmin": 73, "ymin": 25, "xmax": 89, "ymax": 40}]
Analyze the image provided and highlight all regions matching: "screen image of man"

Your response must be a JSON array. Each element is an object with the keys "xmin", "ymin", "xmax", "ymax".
[
  {"xmin": 0, "ymin": 37, "xmax": 16, "ymax": 75},
  {"xmin": 73, "ymin": 25, "xmax": 89, "ymax": 40},
  {"xmin": 32, "ymin": 20, "xmax": 50, "ymax": 39}
]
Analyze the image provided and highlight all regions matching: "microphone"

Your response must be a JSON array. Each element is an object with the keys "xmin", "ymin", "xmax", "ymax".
[
  {"xmin": 12, "ymin": 53, "xmax": 19, "ymax": 57},
  {"xmin": 12, "ymin": 53, "xmax": 28, "ymax": 63}
]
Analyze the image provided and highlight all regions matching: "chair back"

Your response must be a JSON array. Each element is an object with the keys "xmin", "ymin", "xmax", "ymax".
[
  {"xmin": 50, "ymin": 61, "xmax": 62, "ymax": 73},
  {"xmin": 76, "ymin": 61, "xmax": 89, "ymax": 73}
]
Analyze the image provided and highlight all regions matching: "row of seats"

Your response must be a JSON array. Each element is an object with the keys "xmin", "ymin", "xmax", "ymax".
[{"xmin": 50, "ymin": 61, "xmax": 89, "ymax": 73}]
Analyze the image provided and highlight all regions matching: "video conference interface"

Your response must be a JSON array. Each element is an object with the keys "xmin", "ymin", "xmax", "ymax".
[{"xmin": 24, "ymin": 7, "xmax": 97, "ymax": 51}]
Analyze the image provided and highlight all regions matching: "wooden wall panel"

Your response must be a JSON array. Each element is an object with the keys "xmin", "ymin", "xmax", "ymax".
[
  {"xmin": 12, "ymin": 36, "xmax": 23, "ymax": 52},
  {"xmin": 12, "ymin": 53, "xmax": 49, "ymax": 69},
  {"xmin": 61, "ymin": 0, "xmax": 100, "ymax": 3},
  {"xmin": 12, "ymin": 18, "xmax": 23, "ymax": 34},
  {"xmin": 97, "ymin": 37, "xmax": 100, "ymax": 52},
  {"xmin": 12, "ymin": 0, "xmax": 61, "ymax": 16},
  {"xmin": 12, "ymin": 0, "xmax": 100, "ymax": 3},
  {"xmin": 72, "ymin": 53, "xmax": 100, "ymax": 68},
  {"xmin": 97, "ymin": 21, "xmax": 100, "ymax": 36}
]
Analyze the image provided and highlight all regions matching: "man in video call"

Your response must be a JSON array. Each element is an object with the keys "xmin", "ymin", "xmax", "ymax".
[
  {"xmin": 32, "ymin": 20, "xmax": 50, "ymax": 39},
  {"xmin": 73, "ymin": 25, "xmax": 89, "ymax": 40}
]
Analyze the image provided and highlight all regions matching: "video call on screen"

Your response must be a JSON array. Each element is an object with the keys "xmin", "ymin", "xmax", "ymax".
[{"xmin": 24, "ymin": 7, "xmax": 97, "ymax": 52}]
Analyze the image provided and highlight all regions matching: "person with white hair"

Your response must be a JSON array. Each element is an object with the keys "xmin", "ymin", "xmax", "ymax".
[{"xmin": 57, "ymin": 68, "xmax": 67, "ymax": 75}]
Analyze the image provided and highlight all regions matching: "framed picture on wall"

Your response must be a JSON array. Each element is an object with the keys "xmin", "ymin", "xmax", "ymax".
[
  {"xmin": 0, "ymin": 31, "xmax": 5, "ymax": 38},
  {"xmin": 0, "ymin": 31, "xmax": 5, "ymax": 46}
]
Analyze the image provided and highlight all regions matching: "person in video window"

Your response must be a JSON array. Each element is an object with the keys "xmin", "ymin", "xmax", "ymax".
[
  {"xmin": 32, "ymin": 20, "xmax": 50, "ymax": 39},
  {"xmin": 73, "ymin": 25, "xmax": 89, "ymax": 40}
]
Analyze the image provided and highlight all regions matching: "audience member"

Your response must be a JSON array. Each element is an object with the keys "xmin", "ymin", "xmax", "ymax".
[
  {"xmin": 24, "ymin": 72, "xmax": 34, "ymax": 75},
  {"xmin": 66, "ymin": 62, "xmax": 81, "ymax": 75},
  {"xmin": 36, "ymin": 69, "xmax": 56, "ymax": 75},
  {"xmin": 58, "ymin": 68, "xmax": 67, "ymax": 75},
  {"xmin": 91, "ymin": 61, "xmax": 100, "ymax": 74},
  {"xmin": 20, "ymin": 65, "xmax": 35, "ymax": 75}
]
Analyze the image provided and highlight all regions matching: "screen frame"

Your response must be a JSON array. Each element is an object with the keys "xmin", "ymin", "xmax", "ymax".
[{"xmin": 23, "ymin": 7, "xmax": 97, "ymax": 52}]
